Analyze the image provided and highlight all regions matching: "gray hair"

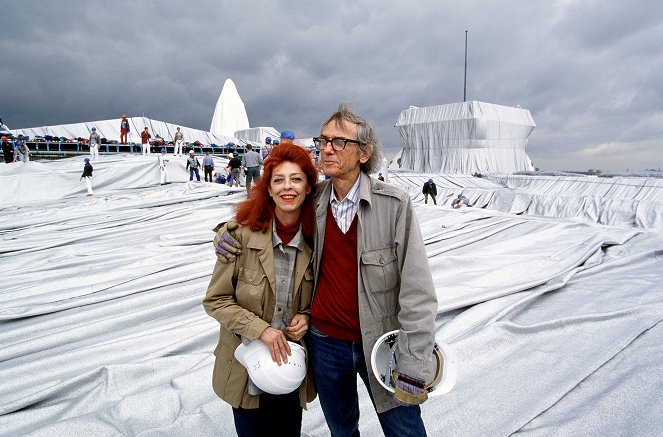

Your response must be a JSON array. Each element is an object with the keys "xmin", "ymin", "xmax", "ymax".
[{"xmin": 321, "ymin": 103, "xmax": 383, "ymax": 174}]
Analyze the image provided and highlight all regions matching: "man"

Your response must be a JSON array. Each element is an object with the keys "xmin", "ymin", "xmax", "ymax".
[
  {"xmin": 227, "ymin": 152, "xmax": 242, "ymax": 187},
  {"xmin": 186, "ymin": 150, "xmax": 201, "ymax": 182},
  {"xmin": 261, "ymin": 136, "xmax": 273, "ymax": 161},
  {"xmin": 202, "ymin": 151, "xmax": 215, "ymax": 182},
  {"xmin": 173, "ymin": 127, "xmax": 184, "ymax": 157},
  {"xmin": 120, "ymin": 114, "xmax": 130, "ymax": 144},
  {"xmin": 216, "ymin": 104, "xmax": 437, "ymax": 436},
  {"xmin": 140, "ymin": 127, "xmax": 152, "ymax": 155},
  {"xmin": 451, "ymin": 193, "xmax": 472, "ymax": 208},
  {"xmin": 280, "ymin": 130, "xmax": 295, "ymax": 145},
  {"xmin": 422, "ymin": 178, "xmax": 437, "ymax": 205},
  {"xmin": 1, "ymin": 136, "xmax": 13, "ymax": 164},
  {"xmin": 158, "ymin": 148, "xmax": 169, "ymax": 185},
  {"xmin": 14, "ymin": 139, "xmax": 29, "ymax": 163},
  {"xmin": 241, "ymin": 144, "xmax": 263, "ymax": 194},
  {"xmin": 80, "ymin": 157, "xmax": 94, "ymax": 196},
  {"xmin": 89, "ymin": 127, "xmax": 101, "ymax": 162}
]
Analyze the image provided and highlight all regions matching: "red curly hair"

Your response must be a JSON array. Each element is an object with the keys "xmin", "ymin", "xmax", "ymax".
[{"xmin": 235, "ymin": 143, "xmax": 318, "ymax": 242}]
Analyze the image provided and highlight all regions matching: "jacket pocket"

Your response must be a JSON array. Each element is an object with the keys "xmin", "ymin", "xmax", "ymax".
[
  {"xmin": 236, "ymin": 266, "xmax": 267, "ymax": 316},
  {"xmin": 360, "ymin": 246, "xmax": 399, "ymax": 294}
]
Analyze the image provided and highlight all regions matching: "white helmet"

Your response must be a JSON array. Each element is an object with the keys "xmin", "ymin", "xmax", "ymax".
[
  {"xmin": 370, "ymin": 330, "xmax": 457, "ymax": 397},
  {"xmin": 234, "ymin": 340, "xmax": 307, "ymax": 395}
]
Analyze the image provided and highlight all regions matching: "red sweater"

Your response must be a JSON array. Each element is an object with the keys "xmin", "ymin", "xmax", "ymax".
[{"xmin": 311, "ymin": 205, "xmax": 361, "ymax": 342}]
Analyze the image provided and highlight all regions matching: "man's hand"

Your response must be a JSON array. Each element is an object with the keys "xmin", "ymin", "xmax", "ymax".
[
  {"xmin": 213, "ymin": 220, "xmax": 242, "ymax": 262},
  {"xmin": 259, "ymin": 327, "xmax": 291, "ymax": 365},
  {"xmin": 393, "ymin": 372, "xmax": 428, "ymax": 405},
  {"xmin": 284, "ymin": 314, "xmax": 309, "ymax": 342}
]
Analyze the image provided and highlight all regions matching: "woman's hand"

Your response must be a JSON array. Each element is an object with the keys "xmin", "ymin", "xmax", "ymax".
[
  {"xmin": 259, "ymin": 326, "xmax": 291, "ymax": 365},
  {"xmin": 285, "ymin": 314, "xmax": 309, "ymax": 343}
]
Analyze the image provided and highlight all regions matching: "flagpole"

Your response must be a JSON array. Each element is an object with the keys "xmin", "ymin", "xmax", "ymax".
[{"xmin": 464, "ymin": 30, "xmax": 468, "ymax": 102}]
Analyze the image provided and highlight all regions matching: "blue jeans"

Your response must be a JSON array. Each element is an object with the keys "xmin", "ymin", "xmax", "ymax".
[
  {"xmin": 309, "ymin": 325, "xmax": 426, "ymax": 437},
  {"xmin": 245, "ymin": 166, "xmax": 260, "ymax": 191},
  {"xmin": 189, "ymin": 167, "xmax": 200, "ymax": 181}
]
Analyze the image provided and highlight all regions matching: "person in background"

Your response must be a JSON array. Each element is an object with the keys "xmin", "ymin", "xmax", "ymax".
[
  {"xmin": 14, "ymin": 139, "xmax": 29, "ymax": 163},
  {"xmin": 242, "ymin": 144, "xmax": 263, "ymax": 194},
  {"xmin": 158, "ymin": 148, "xmax": 169, "ymax": 185},
  {"xmin": 261, "ymin": 136, "xmax": 273, "ymax": 161},
  {"xmin": 422, "ymin": 178, "xmax": 437, "ymax": 205},
  {"xmin": 140, "ymin": 127, "xmax": 152, "ymax": 155},
  {"xmin": 377, "ymin": 172, "xmax": 385, "ymax": 181},
  {"xmin": 203, "ymin": 151, "xmax": 215, "ymax": 182},
  {"xmin": 203, "ymin": 143, "xmax": 319, "ymax": 437},
  {"xmin": 186, "ymin": 150, "xmax": 201, "ymax": 182},
  {"xmin": 173, "ymin": 127, "xmax": 184, "ymax": 157},
  {"xmin": 1, "ymin": 136, "xmax": 13, "ymax": 164},
  {"xmin": 451, "ymin": 193, "xmax": 472, "ymax": 209},
  {"xmin": 280, "ymin": 130, "xmax": 295, "ymax": 145},
  {"xmin": 120, "ymin": 114, "xmax": 130, "ymax": 144},
  {"xmin": 215, "ymin": 103, "xmax": 438, "ymax": 437},
  {"xmin": 228, "ymin": 151, "xmax": 243, "ymax": 187},
  {"xmin": 80, "ymin": 157, "xmax": 94, "ymax": 196},
  {"xmin": 89, "ymin": 127, "xmax": 101, "ymax": 162}
]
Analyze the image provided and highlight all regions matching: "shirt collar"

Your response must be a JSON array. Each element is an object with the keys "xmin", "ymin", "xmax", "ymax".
[
  {"xmin": 330, "ymin": 173, "xmax": 361, "ymax": 206},
  {"xmin": 271, "ymin": 220, "xmax": 306, "ymax": 251}
]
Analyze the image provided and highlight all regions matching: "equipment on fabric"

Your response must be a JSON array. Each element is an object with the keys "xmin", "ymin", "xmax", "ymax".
[
  {"xmin": 370, "ymin": 330, "xmax": 457, "ymax": 397},
  {"xmin": 234, "ymin": 340, "xmax": 307, "ymax": 395}
]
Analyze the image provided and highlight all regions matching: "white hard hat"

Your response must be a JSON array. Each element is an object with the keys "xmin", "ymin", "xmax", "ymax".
[
  {"xmin": 234, "ymin": 340, "xmax": 307, "ymax": 395},
  {"xmin": 370, "ymin": 330, "xmax": 457, "ymax": 397}
]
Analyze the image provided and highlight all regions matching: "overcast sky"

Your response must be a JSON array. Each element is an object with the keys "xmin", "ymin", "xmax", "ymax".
[{"xmin": 2, "ymin": 0, "xmax": 662, "ymax": 171}]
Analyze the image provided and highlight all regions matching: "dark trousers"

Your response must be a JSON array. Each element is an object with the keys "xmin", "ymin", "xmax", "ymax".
[
  {"xmin": 189, "ymin": 167, "xmax": 200, "ymax": 181},
  {"xmin": 204, "ymin": 165, "xmax": 214, "ymax": 182},
  {"xmin": 232, "ymin": 390, "xmax": 302, "ymax": 437}
]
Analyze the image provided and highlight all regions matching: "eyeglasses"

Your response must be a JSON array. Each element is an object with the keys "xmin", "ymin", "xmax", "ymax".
[{"xmin": 313, "ymin": 136, "xmax": 361, "ymax": 151}]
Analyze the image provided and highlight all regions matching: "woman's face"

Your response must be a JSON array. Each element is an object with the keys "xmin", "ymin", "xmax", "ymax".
[{"xmin": 268, "ymin": 161, "xmax": 310, "ymax": 224}]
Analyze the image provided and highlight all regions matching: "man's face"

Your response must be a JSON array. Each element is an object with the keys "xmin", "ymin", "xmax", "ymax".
[{"xmin": 319, "ymin": 119, "xmax": 370, "ymax": 180}]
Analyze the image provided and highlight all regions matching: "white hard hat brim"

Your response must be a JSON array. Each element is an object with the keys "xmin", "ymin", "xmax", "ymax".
[{"xmin": 370, "ymin": 330, "xmax": 457, "ymax": 397}]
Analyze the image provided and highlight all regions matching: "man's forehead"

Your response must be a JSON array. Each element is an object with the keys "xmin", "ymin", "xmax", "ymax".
[{"xmin": 322, "ymin": 119, "xmax": 357, "ymax": 138}]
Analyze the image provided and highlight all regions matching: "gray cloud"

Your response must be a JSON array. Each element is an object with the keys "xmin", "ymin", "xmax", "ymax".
[{"xmin": 2, "ymin": 0, "xmax": 662, "ymax": 171}]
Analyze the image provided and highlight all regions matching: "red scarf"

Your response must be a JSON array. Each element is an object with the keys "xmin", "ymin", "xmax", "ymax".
[{"xmin": 275, "ymin": 216, "xmax": 300, "ymax": 245}]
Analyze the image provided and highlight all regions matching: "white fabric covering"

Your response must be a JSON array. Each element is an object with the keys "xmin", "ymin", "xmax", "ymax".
[
  {"xmin": 11, "ymin": 117, "xmax": 238, "ymax": 146},
  {"xmin": 395, "ymin": 101, "xmax": 536, "ymax": 174},
  {"xmin": 1, "ymin": 161, "xmax": 662, "ymax": 436},
  {"xmin": 209, "ymin": 78, "xmax": 250, "ymax": 137},
  {"xmin": 233, "ymin": 126, "xmax": 280, "ymax": 144}
]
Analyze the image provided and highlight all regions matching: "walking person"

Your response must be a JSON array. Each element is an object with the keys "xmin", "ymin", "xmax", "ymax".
[
  {"xmin": 203, "ymin": 143, "xmax": 319, "ymax": 437},
  {"xmin": 173, "ymin": 127, "xmax": 184, "ymax": 157},
  {"xmin": 186, "ymin": 150, "xmax": 201, "ymax": 182},
  {"xmin": 120, "ymin": 114, "xmax": 130, "ymax": 144},
  {"xmin": 14, "ymin": 140, "xmax": 29, "ymax": 163},
  {"xmin": 89, "ymin": 127, "xmax": 101, "ymax": 161},
  {"xmin": 80, "ymin": 157, "xmax": 94, "ymax": 196},
  {"xmin": 1, "ymin": 136, "xmax": 13, "ymax": 163},
  {"xmin": 422, "ymin": 178, "xmax": 437, "ymax": 205},
  {"xmin": 140, "ymin": 127, "xmax": 152, "ymax": 155},
  {"xmin": 203, "ymin": 151, "xmax": 215, "ymax": 182},
  {"xmin": 158, "ymin": 148, "xmax": 169, "ymax": 185},
  {"xmin": 228, "ymin": 151, "xmax": 243, "ymax": 187},
  {"xmin": 242, "ymin": 144, "xmax": 263, "ymax": 194}
]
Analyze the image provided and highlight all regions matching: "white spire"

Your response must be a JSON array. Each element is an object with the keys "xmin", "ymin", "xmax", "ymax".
[{"xmin": 210, "ymin": 78, "xmax": 250, "ymax": 137}]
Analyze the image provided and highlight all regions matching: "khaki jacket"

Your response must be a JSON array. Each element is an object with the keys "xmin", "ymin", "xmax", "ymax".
[
  {"xmin": 203, "ymin": 223, "xmax": 316, "ymax": 409},
  {"xmin": 312, "ymin": 172, "xmax": 438, "ymax": 413}
]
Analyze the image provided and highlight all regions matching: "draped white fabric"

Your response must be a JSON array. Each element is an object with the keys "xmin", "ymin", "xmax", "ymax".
[
  {"xmin": 1, "ymin": 159, "xmax": 662, "ymax": 436},
  {"xmin": 395, "ymin": 101, "xmax": 536, "ymax": 174},
  {"xmin": 11, "ymin": 117, "xmax": 239, "ymax": 146}
]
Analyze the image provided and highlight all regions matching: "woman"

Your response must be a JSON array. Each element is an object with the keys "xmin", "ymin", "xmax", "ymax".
[{"xmin": 203, "ymin": 143, "xmax": 318, "ymax": 437}]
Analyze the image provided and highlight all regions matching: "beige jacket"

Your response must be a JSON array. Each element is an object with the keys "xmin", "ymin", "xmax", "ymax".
[{"xmin": 203, "ymin": 223, "xmax": 316, "ymax": 409}]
